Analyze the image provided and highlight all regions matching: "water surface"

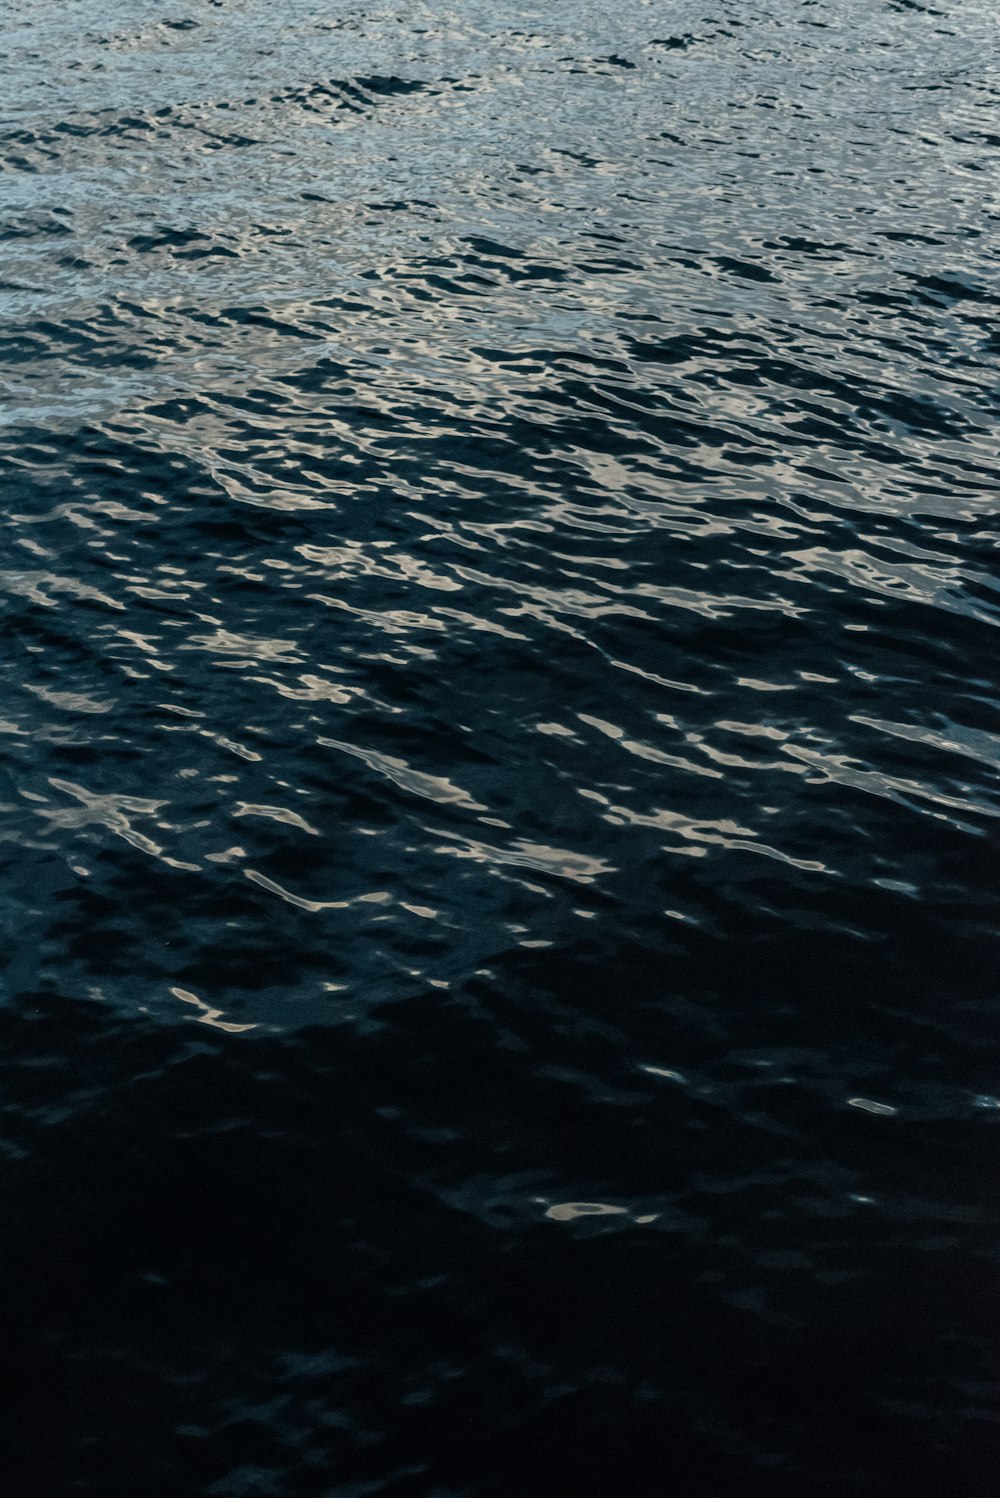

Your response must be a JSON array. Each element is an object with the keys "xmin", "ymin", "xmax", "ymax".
[{"xmin": 2, "ymin": 1, "xmax": 999, "ymax": 1493}]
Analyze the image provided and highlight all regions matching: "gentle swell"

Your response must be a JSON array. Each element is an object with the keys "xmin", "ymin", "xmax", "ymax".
[{"xmin": 2, "ymin": 0, "xmax": 999, "ymax": 1494}]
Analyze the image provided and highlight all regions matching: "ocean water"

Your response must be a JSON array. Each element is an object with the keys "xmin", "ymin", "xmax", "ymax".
[{"xmin": 2, "ymin": 0, "xmax": 999, "ymax": 1492}]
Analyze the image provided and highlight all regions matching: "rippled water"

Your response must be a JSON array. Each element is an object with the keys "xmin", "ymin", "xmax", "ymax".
[{"xmin": 3, "ymin": 0, "xmax": 999, "ymax": 1492}]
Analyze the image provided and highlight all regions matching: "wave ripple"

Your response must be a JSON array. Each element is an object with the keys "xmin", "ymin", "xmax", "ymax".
[{"xmin": 2, "ymin": 1, "xmax": 999, "ymax": 1494}]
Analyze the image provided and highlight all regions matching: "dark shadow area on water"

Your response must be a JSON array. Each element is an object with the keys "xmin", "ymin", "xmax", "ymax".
[{"xmin": 3, "ymin": 895, "xmax": 998, "ymax": 1497}]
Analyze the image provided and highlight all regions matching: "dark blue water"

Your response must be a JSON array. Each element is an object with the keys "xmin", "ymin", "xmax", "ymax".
[{"xmin": 2, "ymin": 0, "xmax": 999, "ymax": 1492}]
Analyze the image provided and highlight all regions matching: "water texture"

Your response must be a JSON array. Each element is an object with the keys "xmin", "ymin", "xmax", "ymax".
[{"xmin": 2, "ymin": 0, "xmax": 999, "ymax": 1492}]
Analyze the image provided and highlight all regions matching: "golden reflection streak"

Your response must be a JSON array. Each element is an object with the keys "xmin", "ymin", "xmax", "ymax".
[
  {"xmin": 316, "ymin": 735, "xmax": 485, "ymax": 810},
  {"xmin": 170, "ymin": 987, "xmax": 256, "ymax": 1034},
  {"xmin": 244, "ymin": 869, "xmax": 393, "ymax": 912},
  {"xmin": 432, "ymin": 829, "xmax": 613, "ymax": 884},
  {"xmin": 233, "ymin": 802, "xmax": 320, "ymax": 835}
]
